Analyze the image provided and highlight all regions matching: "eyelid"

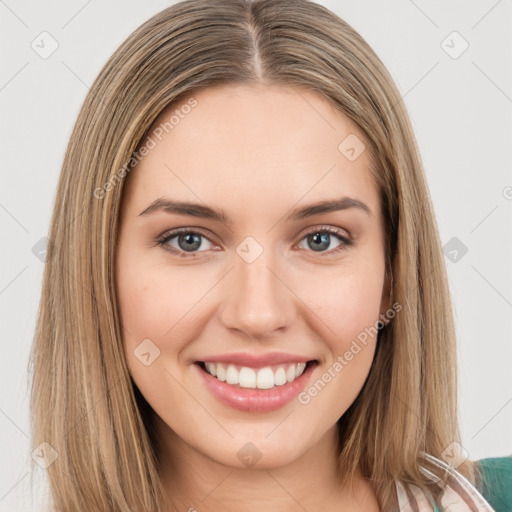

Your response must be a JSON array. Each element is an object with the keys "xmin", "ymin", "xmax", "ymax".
[
  {"xmin": 159, "ymin": 226, "xmax": 216, "ymax": 241},
  {"xmin": 297, "ymin": 224, "xmax": 351, "ymax": 241}
]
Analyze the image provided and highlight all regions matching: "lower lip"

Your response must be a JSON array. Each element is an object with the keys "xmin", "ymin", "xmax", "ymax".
[{"xmin": 195, "ymin": 362, "xmax": 317, "ymax": 412}]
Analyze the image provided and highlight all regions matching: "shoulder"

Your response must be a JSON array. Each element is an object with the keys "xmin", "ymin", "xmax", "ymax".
[{"xmin": 474, "ymin": 455, "xmax": 512, "ymax": 512}]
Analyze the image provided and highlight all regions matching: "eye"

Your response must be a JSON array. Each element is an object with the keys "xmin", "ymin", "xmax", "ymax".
[
  {"xmin": 296, "ymin": 226, "xmax": 352, "ymax": 254},
  {"xmin": 156, "ymin": 225, "xmax": 353, "ymax": 258},
  {"xmin": 156, "ymin": 228, "xmax": 217, "ymax": 257}
]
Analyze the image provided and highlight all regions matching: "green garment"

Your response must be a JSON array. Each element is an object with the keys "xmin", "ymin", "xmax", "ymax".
[{"xmin": 475, "ymin": 456, "xmax": 512, "ymax": 512}]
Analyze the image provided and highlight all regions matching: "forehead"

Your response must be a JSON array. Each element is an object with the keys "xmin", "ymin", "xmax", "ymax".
[{"xmin": 122, "ymin": 84, "xmax": 379, "ymax": 220}]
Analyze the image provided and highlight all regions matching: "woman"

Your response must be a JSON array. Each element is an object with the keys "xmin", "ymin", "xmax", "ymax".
[{"xmin": 29, "ymin": 0, "xmax": 511, "ymax": 510}]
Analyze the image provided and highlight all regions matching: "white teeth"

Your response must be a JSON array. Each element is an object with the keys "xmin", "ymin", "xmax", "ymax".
[
  {"xmin": 216, "ymin": 364, "xmax": 226, "ymax": 382},
  {"xmin": 256, "ymin": 367, "xmax": 274, "ymax": 389},
  {"xmin": 205, "ymin": 362, "xmax": 217, "ymax": 377},
  {"xmin": 202, "ymin": 361, "xmax": 310, "ymax": 389},
  {"xmin": 274, "ymin": 367, "xmax": 287, "ymax": 385},
  {"xmin": 225, "ymin": 365, "xmax": 239, "ymax": 385},
  {"xmin": 286, "ymin": 364, "xmax": 296, "ymax": 383},
  {"xmin": 239, "ymin": 367, "xmax": 256, "ymax": 388},
  {"xmin": 296, "ymin": 362, "xmax": 306, "ymax": 377}
]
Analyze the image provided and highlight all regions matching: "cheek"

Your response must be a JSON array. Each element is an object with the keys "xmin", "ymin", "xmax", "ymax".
[
  {"xmin": 118, "ymin": 273, "xmax": 167, "ymax": 342},
  {"xmin": 116, "ymin": 264, "xmax": 201, "ymax": 415},
  {"xmin": 296, "ymin": 261, "xmax": 385, "ymax": 347},
  {"xmin": 116, "ymin": 256, "xmax": 218, "ymax": 375},
  {"xmin": 289, "ymin": 266, "xmax": 384, "ymax": 428}
]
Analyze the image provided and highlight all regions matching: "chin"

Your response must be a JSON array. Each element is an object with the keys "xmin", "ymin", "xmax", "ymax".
[{"xmin": 207, "ymin": 431, "xmax": 311, "ymax": 470}]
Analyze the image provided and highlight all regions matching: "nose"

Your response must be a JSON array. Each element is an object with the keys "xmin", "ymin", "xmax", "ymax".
[{"xmin": 218, "ymin": 244, "xmax": 295, "ymax": 340}]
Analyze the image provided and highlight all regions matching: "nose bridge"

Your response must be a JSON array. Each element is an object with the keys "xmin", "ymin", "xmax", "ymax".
[{"xmin": 219, "ymin": 235, "xmax": 291, "ymax": 337}]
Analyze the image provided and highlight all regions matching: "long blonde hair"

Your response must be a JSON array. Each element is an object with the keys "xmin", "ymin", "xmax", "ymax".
[{"xmin": 29, "ymin": 0, "xmax": 479, "ymax": 510}]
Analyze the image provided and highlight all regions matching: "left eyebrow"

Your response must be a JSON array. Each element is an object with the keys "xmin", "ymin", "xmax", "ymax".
[
  {"xmin": 137, "ymin": 196, "xmax": 372, "ymax": 225},
  {"xmin": 284, "ymin": 197, "xmax": 372, "ymax": 221}
]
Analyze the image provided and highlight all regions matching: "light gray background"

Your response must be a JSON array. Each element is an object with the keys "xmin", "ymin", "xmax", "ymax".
[{"xmin": 1, "ymin": 1, "xmax": 511, "ymax": 509}]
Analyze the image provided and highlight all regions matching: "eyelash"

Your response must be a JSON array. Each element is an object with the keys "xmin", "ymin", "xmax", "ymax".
[{"xmin": 156, "ymin": 225, "xmax": 353, "ymax": 258}]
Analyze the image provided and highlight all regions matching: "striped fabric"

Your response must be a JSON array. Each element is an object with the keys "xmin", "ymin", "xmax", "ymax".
[{"xmin": 395, "ymin": 453, "xmax": 496, "ymax": 511}]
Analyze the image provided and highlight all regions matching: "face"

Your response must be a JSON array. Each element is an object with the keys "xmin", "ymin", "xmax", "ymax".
[{"xmin": 116, "ymin": 84, "xmax": 390, "ymax": 471}]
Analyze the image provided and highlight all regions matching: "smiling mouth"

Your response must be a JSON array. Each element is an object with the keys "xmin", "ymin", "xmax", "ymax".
[{"xmin": 196, "ymin": 360, "xmax": 318, "ymax": 390}]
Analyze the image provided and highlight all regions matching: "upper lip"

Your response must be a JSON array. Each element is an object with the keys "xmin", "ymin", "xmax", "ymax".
[{"xmin": 196, "ymin": 352, "xmax": 317, "ymax": 368}]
